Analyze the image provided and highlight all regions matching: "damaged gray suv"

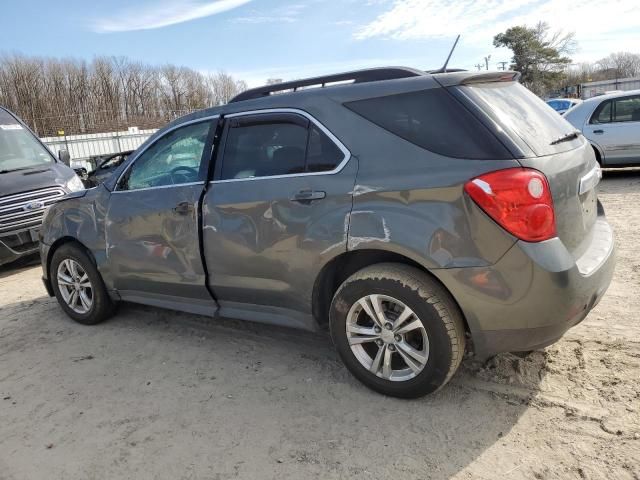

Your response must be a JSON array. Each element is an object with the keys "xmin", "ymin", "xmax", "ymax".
[{"xmin": 40, "ymin": 67, "xmax": 615, "ymax": 398}]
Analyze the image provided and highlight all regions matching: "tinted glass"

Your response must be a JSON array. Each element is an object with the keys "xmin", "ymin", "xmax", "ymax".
[
  {"xmin": 344, "ymin": 88, "xmax": 511, "ymax": 159},
  {"xmin": 306, "ymin": 125, "xmax": 344, "ymax": 172},
  {"xmin": 221, "ymin": 121, "xmax": 308, "ymax": 180},
  {"xmin": 590, "ymin": 101, "xmax": 612, "ymax": 124},
  {"xmin": 121, "ymin": 121, "xmax": 210, "ymax": 190},
  {"xmin": 463, "ymin": 82, "xmax": 579, "ymax": 156},
  {"xmin": 613, "ymin": 96, "xmax": 640, "ymax": 122},
  {"xmin": 0, "ymin": 110, "xmax": 54, "ymax": 172}
]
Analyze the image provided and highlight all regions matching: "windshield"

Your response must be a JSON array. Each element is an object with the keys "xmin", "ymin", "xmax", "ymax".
[
  {"xmin": 0, "ymin": 111, "xmax": 54, "ymax": 172},
  {"xmin": 461, "ymin": 82, "xmax": 581, "ymax": 156}
]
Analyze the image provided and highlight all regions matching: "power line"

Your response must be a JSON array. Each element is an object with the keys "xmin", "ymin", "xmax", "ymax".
[
  {"xmin": 497, "ymin": 61, "xmax": 509, "ymax": 71},
  {"xmin": 474, "ymin": 63, "xmax": 484, "ymax": 71}
]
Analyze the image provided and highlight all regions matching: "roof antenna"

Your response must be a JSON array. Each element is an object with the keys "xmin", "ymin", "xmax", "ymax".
[{"xmin": 437, "ymin": 34, "xmax": 460, "ymax": 73}]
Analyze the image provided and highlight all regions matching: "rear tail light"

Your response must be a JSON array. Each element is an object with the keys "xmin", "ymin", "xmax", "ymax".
[{"xmin": 464, "ymin": 168, "xmax": 556, "ymax": 242}]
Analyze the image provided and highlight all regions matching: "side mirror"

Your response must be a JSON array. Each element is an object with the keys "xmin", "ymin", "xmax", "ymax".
[{"xmin": 58, "ymin": 149, "xmax": 71, "ymax": 166}]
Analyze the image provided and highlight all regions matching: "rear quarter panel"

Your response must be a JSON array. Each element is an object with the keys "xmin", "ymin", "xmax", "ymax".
[{"xmin": 330, "ymin": 105, "xmax": 520, "ymax": 269}]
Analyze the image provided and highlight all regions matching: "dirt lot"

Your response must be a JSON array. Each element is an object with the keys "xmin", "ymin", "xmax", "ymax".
[{"xmin": 1, "ymin": 171, "xmax": 639, "ymax": 480}]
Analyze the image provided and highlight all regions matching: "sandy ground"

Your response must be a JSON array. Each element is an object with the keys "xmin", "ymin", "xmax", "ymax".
[{"xmin": 1, "ymin": 170, "xmax": 639, "ymax": 480}]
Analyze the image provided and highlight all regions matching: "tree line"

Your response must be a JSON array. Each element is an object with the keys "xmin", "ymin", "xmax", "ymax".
[
  {"xmin": 494, "ymin": 23, "xmax": 640, "ymax": 97},
  {"xmin": 565, "ymin": 52, "xmax": 640, "ymax": 87},
  {"xmin": 0, "ymin": 54, "xmax": 247, "ymax": 136}
]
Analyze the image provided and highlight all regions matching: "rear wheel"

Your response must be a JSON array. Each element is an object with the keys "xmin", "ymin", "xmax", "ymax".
[
  {"xmin": 592, "ymin": 145, "xmax": 603, "ymax": 167},
  {"xmin": 50, "ymin": 243, "xmax": 115, "ymax": 325},
  {"xmin": 330, "ymin": 263, "xmax": 465, "ymax": 398}
]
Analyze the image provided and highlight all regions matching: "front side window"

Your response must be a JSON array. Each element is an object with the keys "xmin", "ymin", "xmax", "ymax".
[
  {"xmin": 220, "ymin": 114, "xmax": 344, "ymax": 180},
  {"xmin": 613, "ymin": 96, "xmax": 640, "ymax": 123},
  {"xmin": 590, "ymin": 100, "xmax": 612, "ymax": 124},
  {"xmin": 119, "ymin": 121, "xmax": 211, "ymax": 191}
]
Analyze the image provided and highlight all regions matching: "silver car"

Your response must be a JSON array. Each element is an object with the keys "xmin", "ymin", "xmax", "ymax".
[{"xmin": 565, "ymin": 90, "xmax": 640, "ymax": 167}]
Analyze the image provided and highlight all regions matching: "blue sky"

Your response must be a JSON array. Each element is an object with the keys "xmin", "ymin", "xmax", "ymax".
[{"xmin": 1, "ymin": 0, "xmax": 639, "ymax": 86}]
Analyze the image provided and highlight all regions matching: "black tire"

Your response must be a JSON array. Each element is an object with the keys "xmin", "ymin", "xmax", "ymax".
[
  {"xmin": 50, "ymin": 243, "xmax": 115, "ymax": 325},
  {"xmin": 330, "ymin": 263, "xmax": 465, "ymax": 398}
]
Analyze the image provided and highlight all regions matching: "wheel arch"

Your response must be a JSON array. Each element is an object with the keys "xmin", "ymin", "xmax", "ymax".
[
  {"xmin": 312, "ymin": 249, "xmax": 471, "ymax": 337},
  {"xmin": 47, "ymin": 236, "xmax": 98, "ymax": 279},
  {"xmin": 590, "ymin": 142, "xmax": 604, "ymax": 166}
]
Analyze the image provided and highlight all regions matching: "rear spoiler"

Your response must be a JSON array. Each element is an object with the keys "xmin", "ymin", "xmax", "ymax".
[
  {"xmin": 461, "ymin": 71, "xmax": 521, "ymax": 84},
  {"xmin": 433, "ymin": 71, "xmax": 521, "ymax": 87}
]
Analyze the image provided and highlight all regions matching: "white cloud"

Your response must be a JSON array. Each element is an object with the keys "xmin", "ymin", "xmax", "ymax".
[
  {"xmin": 93, "ymin": 0, "xmax": 253, "ymax": 33},
  {"xmin": 356, "ymin": 0, "xmax": 640, "ymax": 61},
  {"xmin": 232, "ymin": 3, "xmax": 307, "ymax": 24}
]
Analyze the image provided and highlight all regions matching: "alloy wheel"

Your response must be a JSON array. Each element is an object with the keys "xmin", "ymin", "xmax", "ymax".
[
  {"xmin": 56, "ymin": 258, "xmax": 93, "ymax": 314},
  {"xmin": 346, "ymin": 294, "xmax": 429, "ymax": 382}
]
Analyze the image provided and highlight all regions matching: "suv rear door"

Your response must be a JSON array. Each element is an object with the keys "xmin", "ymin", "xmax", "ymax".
[{"xmin": 202, "ymin": 110, "xmax": 356, "ymax": 328}]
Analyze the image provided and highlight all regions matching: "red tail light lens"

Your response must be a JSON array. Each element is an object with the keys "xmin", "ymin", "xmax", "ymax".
[{"xmin": 464, "ymin": 168, "xmax": 556, "ymax": 242}]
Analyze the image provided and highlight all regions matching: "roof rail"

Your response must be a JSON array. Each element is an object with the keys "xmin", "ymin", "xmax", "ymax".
[{"xmin": 229, "ymin": 67, "xmax": 425, "ymax": 103}]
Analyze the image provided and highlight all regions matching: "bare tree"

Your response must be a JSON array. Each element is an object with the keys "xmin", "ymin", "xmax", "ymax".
[
  {"xmin": 596, "ymin": 52, "xmax": 640, "ymax": 79},
  {"xmin": 0, "ymin": 53, "xmax": 248, "ymax": 135},
  {"xmin": 207, "ymin": 71, "xmax": 246, "ymax": 105}
]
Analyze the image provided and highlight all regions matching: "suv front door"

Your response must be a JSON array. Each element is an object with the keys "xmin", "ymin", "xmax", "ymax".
[
  {"xmin": 106, "ymin": 117, "xmax": 217, "ymax": 314},
  {"xmin": 202, "ymin": 110, "xmax": 356, "ymax": 329}
]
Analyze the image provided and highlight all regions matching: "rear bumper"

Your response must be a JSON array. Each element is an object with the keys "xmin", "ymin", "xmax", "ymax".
[{"xmin": 433, "ymin": 215, "xmax": 616, "ymax": 359}]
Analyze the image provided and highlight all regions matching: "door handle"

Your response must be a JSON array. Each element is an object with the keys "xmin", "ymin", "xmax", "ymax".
[
  {"xmin": 291, "ymin": 190, "xmax": 326, "ymax": 203},
  {"xmin": 593, "ymin": 129, "xmax": 604, "ymax": 134},
  {"xmin": 173, "ymin": 201, "xmax": 194, "ymax": 215}
]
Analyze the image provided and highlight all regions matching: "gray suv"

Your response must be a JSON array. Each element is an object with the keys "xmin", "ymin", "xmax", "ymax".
[{"xmin": 39, "ymin": 68, "xmax": 615, "ymax": 398}]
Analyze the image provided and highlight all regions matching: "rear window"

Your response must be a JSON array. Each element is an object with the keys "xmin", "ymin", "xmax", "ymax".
[
  {"xmin": 344, "ymin": 88, "xmax": 512, "ymax": 159},
  {"xmin": 461, "ymin": 82, "xmax": 580, "ymax": 156}
]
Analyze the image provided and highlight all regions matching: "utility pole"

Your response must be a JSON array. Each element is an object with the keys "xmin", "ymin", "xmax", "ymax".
[
  {"xmin": 484, "ymin": 55, "xmax": 491, "ymax": 71},
  {"xmin": 474, "ymin": 63, "xmax": 483, "ymax": 71},
  {"xmin": 497, "ymin": 61, "xmax": 509, "ymax": 71}
]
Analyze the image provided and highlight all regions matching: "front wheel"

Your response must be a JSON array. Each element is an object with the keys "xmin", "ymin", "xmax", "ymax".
[
  {"xmin": 50, "ymin": 243, "xmax": 115, "ymax": 325},
  {"xmin": 330, "ymin": 263, "xmax": 465, "ymax": 398}
]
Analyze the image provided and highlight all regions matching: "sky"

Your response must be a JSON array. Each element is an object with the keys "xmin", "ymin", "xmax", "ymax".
[{"xmin": 1, "ymin": 0, "xmax": 639, "ymax": 86}]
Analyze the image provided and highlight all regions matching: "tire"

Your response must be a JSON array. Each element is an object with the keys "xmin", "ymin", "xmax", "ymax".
[
  {"xmin": 330, "ymin": 263, "xmax": 465, "ymax": 398},
  {"xmin": 50, "ymin": 243, "xmax": 115, "ymax": 325}
]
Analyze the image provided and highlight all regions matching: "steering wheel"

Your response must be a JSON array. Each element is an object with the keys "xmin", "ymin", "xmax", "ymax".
[{"xmin": 169, "ymin": 165, "xmax": 198, "ymax": 184}]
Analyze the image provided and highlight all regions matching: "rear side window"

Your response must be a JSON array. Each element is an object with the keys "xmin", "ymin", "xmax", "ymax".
[
  {"xmin": 590, "ymin": 101, "xmax": 612, "ymax": 124},
  {"xmin": 343, "ymin": 88, "xmax": 511, "ymax": 159},
  {"xmin": 220, "ymin": 113, "xmax": 345, "ymax": 180},
  {"xmin": 613, "ymin": 95, "xmax": 640, "ymax": 122},
  {"xmin": 306, "ymin": 125, "xmax": 344, "ymax": 172}
]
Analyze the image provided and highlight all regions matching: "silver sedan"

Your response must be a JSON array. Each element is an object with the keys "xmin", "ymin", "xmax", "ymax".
[{"xmin": 565, "ymin": 90, "xmax": 640, "ymax": 167}]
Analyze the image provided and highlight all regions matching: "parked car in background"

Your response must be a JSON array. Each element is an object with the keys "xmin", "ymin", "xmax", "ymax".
[
  {"xmin": 40, "ymin": 68, "xmax": 615, "ymax": 398},
  {"xmin": 546, "ymin": 98, "xmax": 582, "ymax": 114},
  {"xmin": 564, "ymin": 89, "xmax": 640, "ymax": 167},
  {"xmin": 0, "ymin": 107, "xmax": 84, "ymax": 266},
  {"xmin": 86, "ymin": 150, "xmax": 133, "ymax": 187}
]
